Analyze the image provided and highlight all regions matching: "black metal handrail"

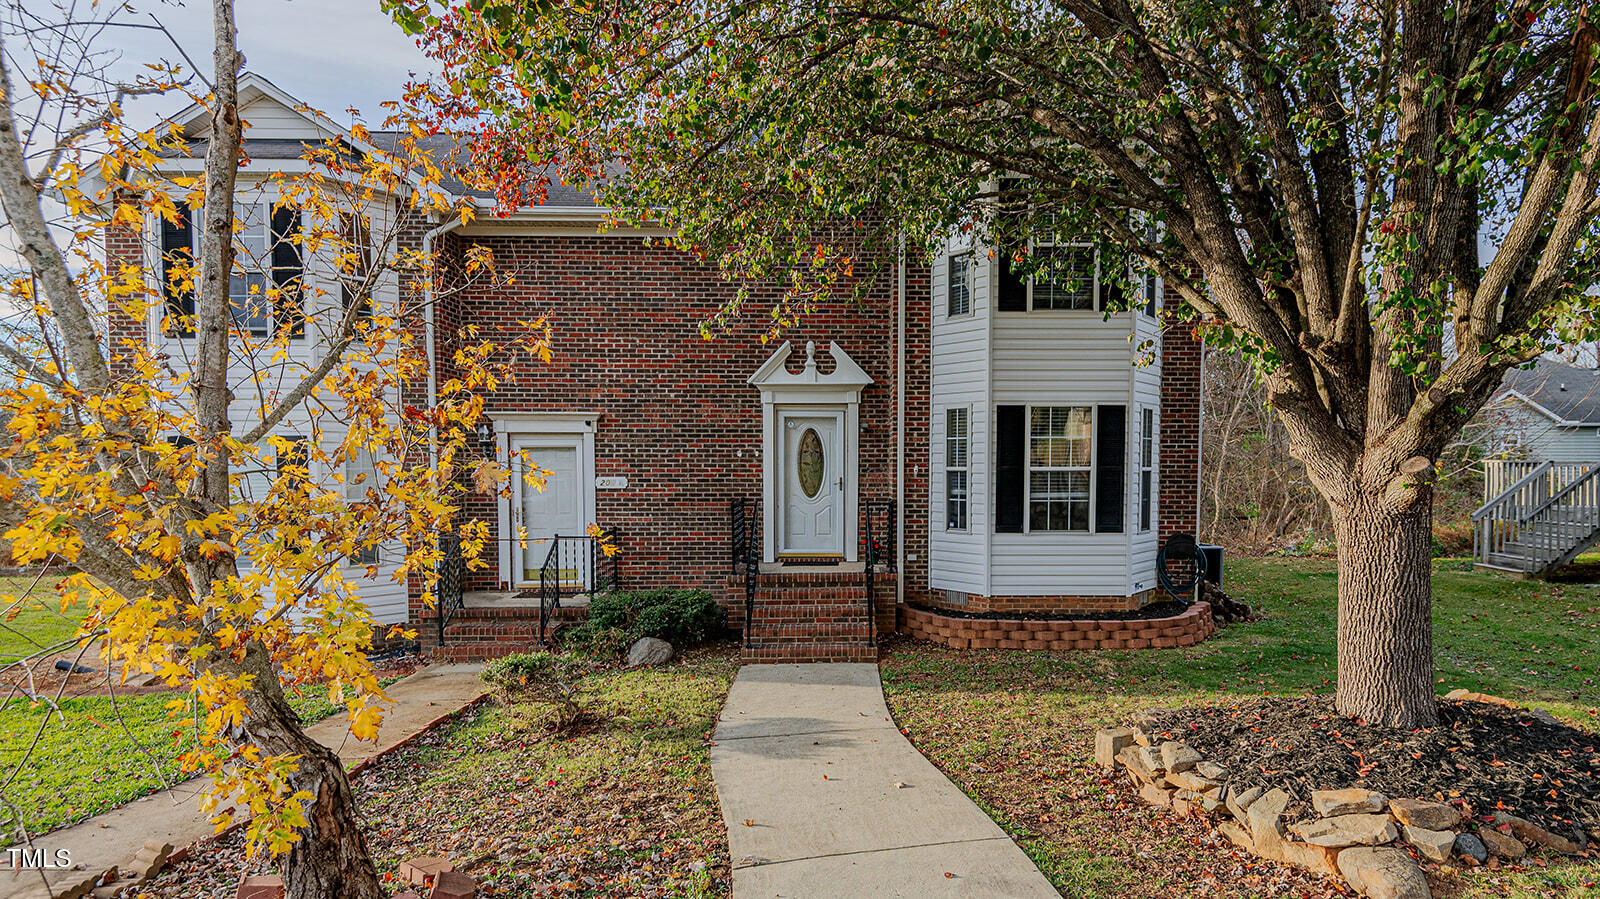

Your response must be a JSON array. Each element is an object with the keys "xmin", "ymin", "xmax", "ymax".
[
  {"xmin": 860, "ymin": 499, "xmax": 897, "ymax": 647},
  {"xmin": 537, "ymin": 530, "xmax": 622, "ymax": 644},
  {"xmin": 732, "ymin": 499, "xmax": 760, "ymax": 646},
  {"xmin": 435, "ymin": 534, "xmax": 465, "ymax": 648}
]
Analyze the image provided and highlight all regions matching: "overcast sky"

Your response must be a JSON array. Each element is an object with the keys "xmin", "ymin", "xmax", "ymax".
[{"xmin": 94, "ymin": 0, "xmax": 434, "ymax": 127}]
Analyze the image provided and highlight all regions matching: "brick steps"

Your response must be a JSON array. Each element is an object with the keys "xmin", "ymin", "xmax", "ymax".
[
  {"xmin": 417, "ymin": 604, "xmax": 588, "ymax": 661},
  {"xmin": 739, "ymin": 574, "xmax": 880, "ymax": 663}
]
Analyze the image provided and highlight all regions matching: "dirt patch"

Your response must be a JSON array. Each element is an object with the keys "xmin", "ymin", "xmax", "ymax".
[{"xmin": 1139, "ymin": 696, "xmax": 1600, "ymax": 838}]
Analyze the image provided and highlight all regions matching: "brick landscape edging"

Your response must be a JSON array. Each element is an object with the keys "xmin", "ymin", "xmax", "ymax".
[{"xmin": 898, "ymin": 600, "xmax": 1214, "ymax": 650}]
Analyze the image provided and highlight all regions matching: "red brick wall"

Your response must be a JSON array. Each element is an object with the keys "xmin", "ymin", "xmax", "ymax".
[
  {"xmin": 920, "ymin": 590, "xmax": 1155, "ymax": 615},
  {"xmin": 103, "ymin": 200, "xmax": 148, "ymax": 379},
  {"xmin": 437, "ymin": 232, "xmax": 931, "ymax": 612},
  {"xmin": 1158, "ymin": 322, "xmax": 1204, "ymax": 543}
]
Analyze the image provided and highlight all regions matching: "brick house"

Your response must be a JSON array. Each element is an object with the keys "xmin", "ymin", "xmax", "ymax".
[{"xmin": 104, "ymin": 75, "xmax": 1204, "ymax": 662}]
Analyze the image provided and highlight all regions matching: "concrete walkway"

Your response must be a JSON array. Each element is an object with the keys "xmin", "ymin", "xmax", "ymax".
[
  {"xmin": 2, "ymin": 663, "xmax": 486, "ymax": 899},
  {"xmin": 710, "ymin": 663, "xmax": 1059, "ymax": 898}
]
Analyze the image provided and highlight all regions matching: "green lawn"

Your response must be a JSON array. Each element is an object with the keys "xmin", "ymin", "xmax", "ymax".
[
  {"xmin": 881, "ymin": 556, "xmax": 1600, "ymax": 899},
  {"xmin": 0, "ymin": 574, "xmax": 91, "ymax": 663},
  {"xmin": 345, "ymin": 645, "xmax": 737, "ymax": 897}
]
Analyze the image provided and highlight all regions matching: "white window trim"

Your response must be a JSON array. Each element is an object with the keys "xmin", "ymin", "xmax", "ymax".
[
  {"xmin": 1139, "ymin": 407, "xmax": 1156, "ymax": 533},
  {"xmin": 947, "ymin": 252, "xmax": 974, "ymax": 319},
  {"xmin": 1024, "ymin": 238, "xmax": 1101, "ymax": 312},
  {"xmin": 1024, "ymin": 404, "xmax": 1096, "ymax": 533},
  {"xmin": 945, "ymin": 406, "xmax": 970, "ymax": 532}
]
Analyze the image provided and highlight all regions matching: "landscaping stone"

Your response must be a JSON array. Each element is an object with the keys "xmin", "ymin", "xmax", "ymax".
[
  {"xmin": 1160, "ymin": 741, "xmax": 1203, "ymax": 773},
  {"xmin": 1135, "ymin": 744, "xmax": 1165, "ymax": 774},
  {"xmin": 1454, "ymin": 832, "xmax": 1488, "ymax": 864},
  {"xmin": 1131, "ymin": 726, "xmax": 1156, "ymax": 747},
  {"xmin": 235, "ymin": 874, "xmax": 286, "ymax": 899},
  {"xmin": 1335, "ymin": 846, "xmax": 1431, "ymax": 899},
  {"xmin": 1199, "ymin": 792, "xmax": 1227, "ymax": 814},
  {"xmin": 129, "ymin": 839, "xmax": 174, "ymax": 880},
  {"xmin": 393, "ymin": 893, "xmax": 423, "ymax": 899},
  {"xmin": 1402, "ymin": 825, "xmax": 1455, "ymax": 863},
  {"xmin": 625, "ymin": 637, "xmax": 674, "ymax": 667},
  {"xmin": 1477, "ymin": 827, "xmax": 1526, "ymax": 859},
  {"xmin": 1492, "ymin": 811, "xmax": 1582, "ymax": 854},
  {"xmin": 1388, "ymin": 798, "xmax": 1461, "ymax": 831},
  {"xmin": 1310, "ymin": 787, "xmax": 1387, "ymax": 817},
  {"xmin": 1165, "ymin": 769, "xmax": 1220, "ymax": 793},
  {"xmin": 1225, "ymin": 785, "xmax": 1264, "ymax": 822},
  {"xmin": 1117, "ymin": 746, "xmax": 1161, "ymax": 785},
  {"xmin": 1246, "ymin": 788, "xmax": 1293, "ymax": 861},
  {"xmin": 1195, "ymin": 760, "xmax": 1227, "ymax": 780},
  {"xmin": 1095, "ymin": 727, "xmax": 1137, "ymax": 769},
  {"xmin": 1171, "ymin": 794, "xmax": 1194, "ymax": 817},
  {"xmin": 1218, "ymin": 821, "xmax": 1255, "ymax": 853},
  {"xmin": 1290, "ymin": 813, "xmax": 1398, "ymax": 848},
  {"xmin": 430, "ymin": 870, "xmax": 477, "ymax": 899},
  {"xmin": 400, "ymin": 856, "xmax": 456, "ymax": 886},
  {"xmin": 1139, "ymin": 782, "xmax": 1173, "ymax": 807},
  {"xmin": 1282, "ymin": 841, "xmax": 1342, "ymax": 878}
]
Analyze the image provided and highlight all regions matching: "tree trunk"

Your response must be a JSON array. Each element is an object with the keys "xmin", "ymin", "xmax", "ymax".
[
  {"xmin": 1332, "ymin": 488, "xmax": 1438, "ymax": 728},
  {"xmin": 276, "ymin": 730, "xmax": 386, "ymax": 899},
  {"xmin": 233, "ymin": 646, "xmax": 387, "ymax": 899}
]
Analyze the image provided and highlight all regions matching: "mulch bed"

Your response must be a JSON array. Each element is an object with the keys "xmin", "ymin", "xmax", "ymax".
[
  {"xmin": 906, "ymin": 599, "xmax": 1191, "ymax": 622},
  {"xmin": 1139, "ymin": 696, "xmax": 1600, "ymax": 839}
]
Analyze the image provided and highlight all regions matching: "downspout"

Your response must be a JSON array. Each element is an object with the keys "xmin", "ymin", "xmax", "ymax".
[
  {"xmin": 422, "ymin": 214, "xmax": 466, "ymax": 466},
  {"xmin": 896, "ymin": 233, "xmax": 907, "ymax": 608}
]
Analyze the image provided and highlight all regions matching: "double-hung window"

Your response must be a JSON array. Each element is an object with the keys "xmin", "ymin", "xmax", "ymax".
[
  {"xmin": 1139, "ymin": 408, "xmax": 1155, "ymax": 532},
  {"xmin": 1030, "ymin": 242, "xmax": 1097, "ymax": 310},
  {"xmin": 340, "ymin": 212, "xmax": 374, "ymax": 323},
  {"xmin": 945, "ymin": 407, "xmax": 969, "ymax": 531},
  {"xmin": 1028, "ymin": 406, "xmax": 1093, "ymax": 531},
  {"xmin": 160, "ymin": 200, "xmax": 302, "ymax": 338},
  {"xmin": 947, "ymin": 253, "xmax": 972, "ymax": 317}
]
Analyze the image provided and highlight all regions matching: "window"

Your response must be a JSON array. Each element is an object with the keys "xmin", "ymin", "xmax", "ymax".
[
  {"xmin": 945, "ymin": 407, "xmax": 969, "ymax": 530},
  {"xmin": 276, "ymin": 436, "xmax": 310, "ymax": 493},
  {"xmin": 997, "ymin": 404, "xmax": 1127, "ymax": 534},
  {"xmin": 1031, "ymin": 243, "xmax": 1096, "ymax": 310},
  {"xmin": 1028, "ymin": 406, "xmax": 1093, "ymax": 531},
  {"xmin": 1139, "ymin": 408, "xmax": 1155, "ymax": 532},
  {"xmin": 346, "ymin": 448, "xmax": 381, "ymax": 565},
  {"xmin": 161, "ymin": 200, "xmax": 302, "ymax": 338},
  {"xmin": 947, "ymin": 253, "xmax": 972, "ymax": 317},
  {"xmin": 340, "ymin": 212, "xmax": 374, "ymax": 323}
]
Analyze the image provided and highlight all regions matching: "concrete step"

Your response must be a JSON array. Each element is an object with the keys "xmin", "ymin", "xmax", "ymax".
[{"xmin": 741, "ymin": 641, "xmax": 878, "ymax": 663}]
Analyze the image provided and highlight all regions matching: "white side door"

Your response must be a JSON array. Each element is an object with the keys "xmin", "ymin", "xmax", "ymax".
[
  {"xmin": 778, "ymin": 410, "xmax": 845, "ymax": 557},
  {"xmin": 511, "ymin": 437, "xmax": 587, "ymax": 586}
]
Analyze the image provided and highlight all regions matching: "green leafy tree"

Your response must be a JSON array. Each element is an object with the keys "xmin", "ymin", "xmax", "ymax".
[{"xmin": 391, "ymin": 0, "xmax": 1600, "ymax": 727}]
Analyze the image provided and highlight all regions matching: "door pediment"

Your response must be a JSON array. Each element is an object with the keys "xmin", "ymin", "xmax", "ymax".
[{"xmin": 749, "ymin": 341, "xmax": 872, "ymax": 404}]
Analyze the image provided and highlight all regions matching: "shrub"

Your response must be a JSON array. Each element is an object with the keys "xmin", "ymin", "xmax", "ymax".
[
  {"xmin": 584, "ymin": 588, "xmax": 721, "ymax": 646},
  {"xmin": 561, "ymin": 623, "xmax": 630, "ymax": 660},
  {"xmin": 481, "ymin": 651, "xmax": 588, "ymax": 728}
]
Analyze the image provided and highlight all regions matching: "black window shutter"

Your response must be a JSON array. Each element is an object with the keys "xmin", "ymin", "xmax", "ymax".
[
  {"xmin": 998, "ymin": 247, "xmax": 1027, "ymax": 311},
  {"xmin": 1095, "ymin": 405, "xmax": 1126, "ymax": 533},
  {"xmin": 1100, "ymin": 249, "xmax": 1127, "ymax": 312},
  {"xmin": 271, "ymin": 206, "xmax": 304, "ymax": 338},
  {"xmin": 160, "ymin": 202, "xmax": 195, "ymax": 336},
  {"xmin": 995, "ymin": 405, "xmax": 1026, "ymax": 533}
]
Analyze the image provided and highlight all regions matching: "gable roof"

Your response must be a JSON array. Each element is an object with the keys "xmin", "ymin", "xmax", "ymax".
[
  {"xmin": 1495, "ymin": 358, "xmax": 1600, "ymax": 426},
  {"xmin": 159, "ymin": 72, "xmax": 600, "ymax": 211}
]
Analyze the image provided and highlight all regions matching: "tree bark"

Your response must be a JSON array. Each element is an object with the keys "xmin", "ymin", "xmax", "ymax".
[{"xmin": 1331, "ymin": 486, "xmax": 1438, "ymax": 727}]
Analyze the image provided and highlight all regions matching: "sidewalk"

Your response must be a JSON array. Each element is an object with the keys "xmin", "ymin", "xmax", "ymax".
[
  {"xmin": 710, "ymin": 663, "xmax": 1059, "ymax": 898},
  {"xmin": 2, "ymin": 663, "xmax": 486, "ymax": 899}
]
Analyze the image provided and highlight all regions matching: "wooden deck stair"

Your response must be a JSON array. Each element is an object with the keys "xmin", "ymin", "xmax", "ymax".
[{"xmin": 1474, "ymin": 460, "xmax": 1600, "ymax": 577}]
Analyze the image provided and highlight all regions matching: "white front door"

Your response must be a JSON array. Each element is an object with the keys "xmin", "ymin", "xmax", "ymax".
[
  {"xmin": 511, "ymin": 437, "xmax": 587, "ymax": 586},
  {"xmin": 778, "ymin": 411, "xmax": 845, "ymax": 557}
]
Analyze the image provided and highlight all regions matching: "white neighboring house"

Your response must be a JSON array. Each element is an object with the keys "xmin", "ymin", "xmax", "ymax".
[{"xmin": 1485, "ymin": 359, "xmax": 1600, "ymax": 463}]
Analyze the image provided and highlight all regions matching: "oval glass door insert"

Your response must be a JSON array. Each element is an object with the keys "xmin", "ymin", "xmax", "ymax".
[{"xmin": 797, "ymin": 427, "xmax": 825, "ymax": 498}]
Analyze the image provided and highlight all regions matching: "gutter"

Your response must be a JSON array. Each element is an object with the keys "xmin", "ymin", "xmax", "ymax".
[
  {"xmin": 896, "ymin": 233, "xmax": 907, "ymax": 608},
  {"xmin": 422, "ymin": 214, "xmax": 467, "ymax": 465}
]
